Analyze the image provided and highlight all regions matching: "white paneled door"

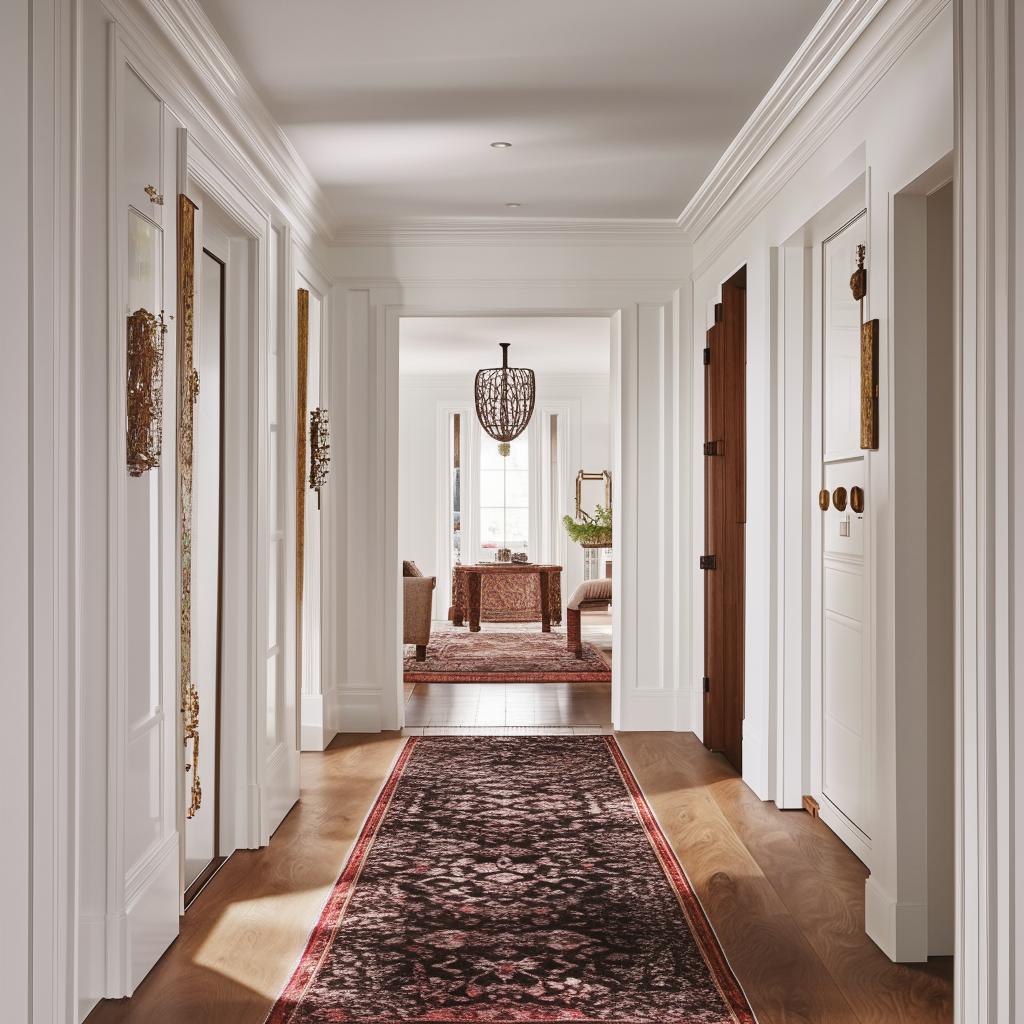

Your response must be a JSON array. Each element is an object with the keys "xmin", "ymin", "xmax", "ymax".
[{"xmin": 817, "ymin": 212, "xmax": 872, "ymax": 858}]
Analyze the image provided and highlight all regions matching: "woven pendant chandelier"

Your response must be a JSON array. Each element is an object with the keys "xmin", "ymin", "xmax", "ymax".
[{"xmin": 474, "ymin": 342, "xmax": 536, "ymax": 456}]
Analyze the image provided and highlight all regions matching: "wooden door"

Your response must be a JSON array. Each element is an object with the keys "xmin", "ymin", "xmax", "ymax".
[{"xmin": 703, "ymin": 269, "xmax": 746, "ymax": 772}]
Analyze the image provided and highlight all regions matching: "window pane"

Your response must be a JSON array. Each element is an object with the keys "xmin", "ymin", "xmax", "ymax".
[
  {"xmin": 480, "ymin": 436, "xmax": 528, "ymax": 471},
  {"xmin": 504, "ymin": 471, "xmax": 529, "ymax": 507},
  {"xmin": 479, "ymin": 469, "xmax": 506, "ymax": 507},
  {"xmin": 479, "ymin": 432, "xmax": 528, "ymax": 554}
]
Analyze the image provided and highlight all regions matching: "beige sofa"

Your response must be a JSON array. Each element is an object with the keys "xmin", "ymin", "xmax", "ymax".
[{"xmin": 403, "ymin": 562, "xmax": 436, "ymax": 661}]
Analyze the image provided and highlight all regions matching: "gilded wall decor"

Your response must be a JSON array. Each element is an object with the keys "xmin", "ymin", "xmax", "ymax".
[
  {"xmin": 296, "ymin": 288, "xmax": 309, "ymax": 693},
  {"xmin": 309, "ymin": 406, "xmax": 331, "ymax": 509},
  {"xmin": 177, "ymin": 194, "xmax": 202, "ymax": 820},
  {"xmin": 849, "ymin": 243, "xmax": 879, "ymax": 450},
  {"xmin": 860, "ymin": 318, "xmax": 879, "ymax": 449},
  {"xmin": 126, "ymin": 307, "xmax": 167, "ymax": 476}
]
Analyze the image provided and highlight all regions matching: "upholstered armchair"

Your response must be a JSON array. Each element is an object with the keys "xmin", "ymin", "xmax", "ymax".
[{"xmin": 403, "ymin": 563, "xmax": 436, "ymax": 661}]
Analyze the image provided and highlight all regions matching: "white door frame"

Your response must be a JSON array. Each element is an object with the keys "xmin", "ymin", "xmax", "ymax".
[
  {"xmin": 295, "ymin": 254, "xmax": 333, "ymax": 752},
  {"xmin": 185, "ymin": 131, "xmax": 295, "ymax": 851}
]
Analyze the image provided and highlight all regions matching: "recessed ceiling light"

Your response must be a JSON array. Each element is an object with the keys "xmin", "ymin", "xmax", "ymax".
[
  {"xmin": 505, "ymin": 202, "xmax": 522, "ymax": 208},
  {"xmin": 490, "ymin": 141, "xmax": 512, "ymax": 149}
]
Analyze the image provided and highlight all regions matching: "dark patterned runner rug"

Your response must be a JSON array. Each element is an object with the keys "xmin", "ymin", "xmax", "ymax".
[
  {"xmin": 404, "ymin": 630, "xmax": 611, "ymax": 683},
  {"xmin": 268, "ymin": 736, "xmax": 754, "ymax": 1024}
]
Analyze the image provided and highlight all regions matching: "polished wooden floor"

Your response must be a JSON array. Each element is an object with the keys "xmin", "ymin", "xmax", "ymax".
[
  {"xmin": 404, "ymin": 680, "xmax": 612, "ymax": 728},
  {"xmin": 87, "ymin": 730, "xmax": 953, "ymax": 1023}
]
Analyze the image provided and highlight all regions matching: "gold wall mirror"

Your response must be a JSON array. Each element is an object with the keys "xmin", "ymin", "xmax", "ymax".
[{"xmin": 575, "ymin": 470, "xmax": 612, "ymax": 521}]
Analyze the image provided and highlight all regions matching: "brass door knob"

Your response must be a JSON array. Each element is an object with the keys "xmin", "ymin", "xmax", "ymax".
[
  {"xmin": 818, "ymin": 489, "xmax": 830, "ymax": 511},
  {"xmin": 850, "ymin": 486, "xmax": 864, "ymax": 514},
  {"xmin": 832, "ymin": 486, "xmax": 848, "ymax": 512}
]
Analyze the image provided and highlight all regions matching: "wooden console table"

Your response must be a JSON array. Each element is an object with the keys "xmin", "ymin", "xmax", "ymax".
[{"xmin": 452, "ymin": 564, "xmax": 563, "ymax": 633}]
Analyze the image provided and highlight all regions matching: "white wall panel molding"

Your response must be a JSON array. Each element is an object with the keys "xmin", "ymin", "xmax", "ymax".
[
  {"xmin": 98, "ymin": 0, "xmax": 331, "ymax": 246},
  {"xmin": 954, "ymin": 0, "xmax": 1021, "ymax": 1018},
  {"xmin": 334, "ymin": 218, "xmax": 685, "ymax": 248},
  {"xmin": 9, "ymin": 0, "xmax": 80, "ymax": 1020},
  {"xmin": 683, "ymin": 0, "xmax": 950, "ymax": 276}
]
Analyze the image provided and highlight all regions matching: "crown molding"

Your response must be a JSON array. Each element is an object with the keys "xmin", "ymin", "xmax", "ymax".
[
  {"xmin": 682, "ymin": 0, "xmax": 949, "ymax": 272},
  {"xmin": 332, "ymin": 218, "xmax": 689, "ymax": 249},
  {"xmin": 678, "ymin": 0, "xmax": 886, "ymax": 241},
  {"xmin": 679, "ymin": 0, "xmax": 950, "ymax": 277},
  {"xmin": 115, "ymin": 0, "xmax": 333, "ymax": 242}
]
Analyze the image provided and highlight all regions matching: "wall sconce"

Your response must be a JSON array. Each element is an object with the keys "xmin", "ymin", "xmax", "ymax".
[
  {"xmin": 309, "ymin": 406, "xmax": 331, "ymax": 509},
  {"xmin": 126, "ymin": 307, "xmax": 167, "ymax": 477}
]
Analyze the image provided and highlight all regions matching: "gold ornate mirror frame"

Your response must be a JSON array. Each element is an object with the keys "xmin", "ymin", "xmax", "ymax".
[{"xmin": 574, "ymin": 469, "xmax": 612, "ymax": 522}]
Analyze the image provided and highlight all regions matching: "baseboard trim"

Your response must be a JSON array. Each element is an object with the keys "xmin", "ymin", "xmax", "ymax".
[
  {"xmin": 864, "ymin": 876, "xmax": 929, "ymax": 963},
  {"xmin": 301, "ymin": 692, "xmax": 339, "ymax": 751},
  {"xmin": 616, "ymin": 689, "xmax": 685, "ymax": 731},
  {"xmin": 336, "ymin": 687, "xmax": 384, "ymax": 733},
  {"xmin": 124, "ymin": 835, "xmax": 181, "ymax": 995}
]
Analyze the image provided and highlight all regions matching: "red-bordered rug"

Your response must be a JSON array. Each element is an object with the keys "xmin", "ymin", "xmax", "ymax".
[
  {"xmin": 267, "ymin": 736, "xmax": 755, "ymax": 1024},
  {"xmin": 404, "ymin": 629, "xmax": 611, "ymax": 683}
]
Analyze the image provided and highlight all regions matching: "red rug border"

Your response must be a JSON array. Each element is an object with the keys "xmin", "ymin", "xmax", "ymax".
[
  {"xmin": 266, "ymin": 735, "xmax": 757, "ymax": 1024},
  {"xmin": 403, "ymin": 670, "xmax": 610, "ymax": 683}
]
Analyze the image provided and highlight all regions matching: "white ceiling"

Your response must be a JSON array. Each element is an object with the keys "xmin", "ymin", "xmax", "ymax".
[
  {"xmin": 399, "ymin": 317, "xmax": 609, "ymax": 378},
  {"xmin": 198, "ymin": 0, "xmax": 826, "ymax": 227}
]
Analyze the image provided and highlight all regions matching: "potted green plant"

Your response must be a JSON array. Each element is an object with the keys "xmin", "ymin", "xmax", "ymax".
[{"xmin": 562, "ymin": 504, "xmax": 612, "ymax": 549}]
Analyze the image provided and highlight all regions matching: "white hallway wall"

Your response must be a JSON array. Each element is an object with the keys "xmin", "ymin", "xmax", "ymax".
[
  {"xmin": 329, "ymin": 234, "xmax": 690, "ymax": 732},
  {"xmin": 398, "ymin": 373, "xmax": 611, "ymax": 616},
  {"xmin": 686, "ymin": 0, "xmax": 953, "ymax": 962},
  {"xmin": 15, "ymin": 0, "xmax": 336, "ymax": 1018}
]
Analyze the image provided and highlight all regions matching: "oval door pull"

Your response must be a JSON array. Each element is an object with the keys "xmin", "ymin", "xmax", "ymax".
[
  {"xmin": 818, "ymin": 488, "xmax": 830, "ymax": 511},
  {"xmin": 850, "ymin": 485, "xmax": 864, "ymax": 514},
  {"xmin": 144, "ymin": 184, "xmax": 164, "ymax": 205},
  {"xmin": 832, "ymin": 486, "xmax": 848, "ymax": 512}
]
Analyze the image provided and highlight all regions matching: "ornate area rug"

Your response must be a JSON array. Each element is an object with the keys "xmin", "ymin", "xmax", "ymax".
[
  {"xmin": 404, "ymin": 630, "xmax": 610, "ymax": 683},
  {"xmin": 267, "ymin": 736, "xmax": 755, "ymax": 1024}
]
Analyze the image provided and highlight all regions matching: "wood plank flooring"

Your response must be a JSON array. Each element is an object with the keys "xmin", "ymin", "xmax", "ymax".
[
  {"xmin": 404, "ymin": 680, "xmax": 612, "ymax": 727},
  {"xmin": 87, "ymin": 731, "xmax": 953, "ymax": 1024}
]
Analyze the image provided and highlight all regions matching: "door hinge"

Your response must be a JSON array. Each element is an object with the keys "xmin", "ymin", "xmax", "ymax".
[
  {"xmin": 700, "ymin": 554, "xmax": 717, "ymax": 570},
  {"xmin": 703, "ymin": 676, "xmax": 710, "ymax": 694},
  {"xmin": 703, "ymin": 346, "xmax": 711, "ymax": 365},
  {"xmin": 704, "ymin": 440, "xmax": 720, "ymax": 457}
]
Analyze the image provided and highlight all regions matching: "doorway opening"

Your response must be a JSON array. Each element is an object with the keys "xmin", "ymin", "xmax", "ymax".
[
  {"xmin": 398, "ymin": 316, "xmax": 614, "ymax": 731},
  {"xmin": 703, "ymin": 266, "xmax": 746, "ymax": 772}
]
